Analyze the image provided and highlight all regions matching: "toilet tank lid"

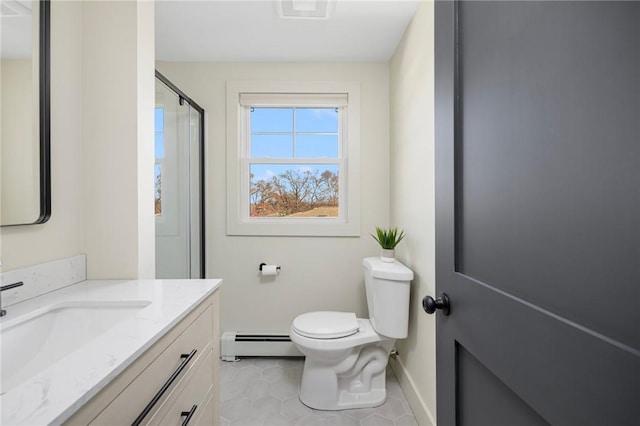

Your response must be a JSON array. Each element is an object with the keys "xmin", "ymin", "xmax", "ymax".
[{"xmin": 363, "ymin": 257, "xmax": 414, "ymax": 281}]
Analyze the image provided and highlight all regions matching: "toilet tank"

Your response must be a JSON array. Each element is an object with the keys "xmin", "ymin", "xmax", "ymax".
[{"xmin": 363, "ymin": 257, "xmax": 414, "ymax": 339}]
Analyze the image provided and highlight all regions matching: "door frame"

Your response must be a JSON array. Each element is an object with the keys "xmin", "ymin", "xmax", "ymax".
[{"xmin": 434, "ymin": 0, "xmax": 457, "ymax": 420}]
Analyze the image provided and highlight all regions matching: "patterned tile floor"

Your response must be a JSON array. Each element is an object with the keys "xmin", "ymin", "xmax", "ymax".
[{"xmin": 220, "ymin": 357, "xmax": 418, "ymax": 426}]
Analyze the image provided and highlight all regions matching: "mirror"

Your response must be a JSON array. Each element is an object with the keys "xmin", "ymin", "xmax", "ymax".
[{"xmin": 0, "ymin": 0, "xmax": 50, "ymax": 226}]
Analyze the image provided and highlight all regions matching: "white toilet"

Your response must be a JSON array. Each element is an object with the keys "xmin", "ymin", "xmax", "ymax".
[{"xmin": 290, "ymin": 257, "xmax": 414, "ymax": 410}]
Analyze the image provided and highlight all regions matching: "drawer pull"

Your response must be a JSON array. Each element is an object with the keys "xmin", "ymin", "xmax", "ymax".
[
  {"xmin": 180, "ymin": 404, "xmax": 198, "ymax": 426},
  {"xmin": 131, "ymin": 349, "xmax": 198, "ymax": 426}
]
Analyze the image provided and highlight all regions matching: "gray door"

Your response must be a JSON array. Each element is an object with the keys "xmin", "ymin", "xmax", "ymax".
[{"xmin": 433, "ymin": 1, "xmax": 640, "ymax": 425}]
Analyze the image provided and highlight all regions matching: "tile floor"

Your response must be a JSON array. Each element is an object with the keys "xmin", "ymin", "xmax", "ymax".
[{"xmin": 220, "ymin": 357, "xmax": 418, "ymax": 426}]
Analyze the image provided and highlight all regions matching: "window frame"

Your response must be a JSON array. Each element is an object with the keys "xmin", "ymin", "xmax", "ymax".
[{"xmin": 226, "ymin": 81, "xmax": 360, "ymax": 236}]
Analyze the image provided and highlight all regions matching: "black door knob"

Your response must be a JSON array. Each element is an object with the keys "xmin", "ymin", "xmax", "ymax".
[{"xmin": 422, "ymin": 293, "xmax": 450, "ymax": 316}]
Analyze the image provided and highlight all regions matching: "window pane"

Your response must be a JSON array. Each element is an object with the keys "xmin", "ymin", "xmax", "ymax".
[
  {"xmin": 251, "ymin": 108, "xmax": 293, "ymax": 133},
  {"xmin": 155, "ymin": 108, "xmax": 164, "ymax": 132},
  {"xmin": 250, "ymin": 164, "xmax": 339, "ymax": 218},
  {"xmin": 155, "ymin": 134, "xmax": 165, "ymax": 158},
  {"xmin": 251, "ymin": 135, "xmax": 293, "ymax": 158},
  {"xmin": 295, "ymin": 108, "xmax": 338, "ymax": 133},
  {"xmin": 296, "ymin": 135, "xmax": 338, "ymax": 158}
]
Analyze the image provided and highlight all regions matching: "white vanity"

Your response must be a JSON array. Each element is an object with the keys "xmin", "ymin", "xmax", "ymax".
[{"xmin": 0, "ymin": 258, "xmax": 222, "ymax": 426}]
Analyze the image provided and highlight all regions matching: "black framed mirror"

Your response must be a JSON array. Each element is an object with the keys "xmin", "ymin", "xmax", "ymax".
[{"xmin": 1, "ymin": 0, "xmax": 50, "ymax": 226}]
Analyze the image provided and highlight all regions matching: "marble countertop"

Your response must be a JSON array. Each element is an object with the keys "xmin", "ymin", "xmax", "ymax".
[{"xmin": 0, "ymin": 278, "xmax": 222, "ymax": 426}]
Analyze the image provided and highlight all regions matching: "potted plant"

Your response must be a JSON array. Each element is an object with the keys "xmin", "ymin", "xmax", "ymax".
[{"xmin": 371, "ymin": 227, "xmax": 406, "ymax": 263}]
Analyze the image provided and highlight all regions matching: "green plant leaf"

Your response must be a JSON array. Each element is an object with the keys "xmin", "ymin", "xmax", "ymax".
[{"xmin": 370, "ymin": 226, "xmax": 406, "ymax": 249}]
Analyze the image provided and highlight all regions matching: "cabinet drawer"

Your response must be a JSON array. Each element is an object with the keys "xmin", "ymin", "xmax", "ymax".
[
  {"xmin": 149, "ymin": 348, "xmax": 214, "ymax": 426},
  {"xmin": 193, "ymin": 391, "xmax": 215, "ymax": 426},
  {"xmin": 89, "ymin": 304, "xmax": 213, "ymax": 426}
]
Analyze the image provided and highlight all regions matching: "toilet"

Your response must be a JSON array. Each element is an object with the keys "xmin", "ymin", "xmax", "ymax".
[{"xmin": 290, "ymin": 257, "xmax": 414, "ymax": 410}]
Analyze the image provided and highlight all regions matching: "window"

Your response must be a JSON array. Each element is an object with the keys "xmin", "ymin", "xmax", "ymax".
[
  {"xmin": 247, "ymin": 102, "xmax": 341, "ymax": 219},
  {"xmin": 227, "ymin": 81, "xmax": 360, "ymax": 236}
]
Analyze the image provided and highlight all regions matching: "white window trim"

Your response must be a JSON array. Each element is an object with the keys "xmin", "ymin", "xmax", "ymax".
[{"xmin": 226, "ymin": 81, "xmax": 361, "ymax": 237}]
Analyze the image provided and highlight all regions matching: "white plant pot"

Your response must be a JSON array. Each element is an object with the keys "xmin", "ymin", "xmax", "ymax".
[{"xmin": 381, "ymin": 249, "xmax": 395, "ymax": 263}]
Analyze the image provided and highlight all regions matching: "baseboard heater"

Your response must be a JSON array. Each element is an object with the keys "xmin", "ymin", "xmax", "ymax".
[{"xmin": 221, "ymin": 331, "xmax": 303, "ymax": 361}]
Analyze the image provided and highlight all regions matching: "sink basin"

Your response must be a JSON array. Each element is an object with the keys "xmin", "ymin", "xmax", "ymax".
[{"xmin": 0, "ymin": 300, "xmax": 151, "ymax": 394}]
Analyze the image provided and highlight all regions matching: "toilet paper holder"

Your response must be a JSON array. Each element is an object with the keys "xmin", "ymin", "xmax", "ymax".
[{"xmin": 259, "ymin": 263, "xmax": 281, "ymax": 272}]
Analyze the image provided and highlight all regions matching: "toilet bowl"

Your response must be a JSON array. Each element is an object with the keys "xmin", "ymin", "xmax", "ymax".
[{"xmin": 290, "ymin": 257, "xmax": 413, "ymax": 410}]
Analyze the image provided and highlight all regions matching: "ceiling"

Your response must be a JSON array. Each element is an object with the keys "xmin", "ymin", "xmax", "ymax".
[
  {"xmin": 155, "ymin": 0, "xmax": 421, "ymax": 62},
  {"xmin": 1, "ymin": 0, "xmax": 33, "ymax": 59}
]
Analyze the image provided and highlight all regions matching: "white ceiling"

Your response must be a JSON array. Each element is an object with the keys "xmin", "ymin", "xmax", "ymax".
[
  {"xmin": 155, "ymin": 0, "xmax": 421, "ymax": 62},
  {"xmin": 1, "ymin": 0, "xmax": 33, "ymax": 59}
]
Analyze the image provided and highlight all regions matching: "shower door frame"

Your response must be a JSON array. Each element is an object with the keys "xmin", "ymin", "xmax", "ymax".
[{"xmin": 155, "ymin": 70, "xmax": 205, "ymax": 278}]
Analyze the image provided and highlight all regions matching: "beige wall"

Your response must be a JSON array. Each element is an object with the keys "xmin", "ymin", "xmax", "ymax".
[
  {"xmin": 156, "ymin": 62, "xmax": 390, "ymax": 333},
  {"xmin": 135, "ymin": 1, "xmax": 156, "ymax": 279},
  {"xmin": 81, "ymin": 0, "xmax": 155, "ymax": 279},
  {"xmin": 1, "ymin": 59, "xmax": 39, "ymax": 225},
  {"xmin": 389, "ymin": 2, "xmax": 437, "ymax": 425},
  {"xmin": 1, "ymin": 0, "xmax": 155, "ymax": 279},
  {"xmin": 1, "ymin": 1, "xmax": 84, "ymax": 270}
]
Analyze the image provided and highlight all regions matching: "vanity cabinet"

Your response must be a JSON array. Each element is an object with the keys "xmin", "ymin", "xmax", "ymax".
[{"xmin": 65, "ymin": 292, "xmax": 220, "ymax": 426}]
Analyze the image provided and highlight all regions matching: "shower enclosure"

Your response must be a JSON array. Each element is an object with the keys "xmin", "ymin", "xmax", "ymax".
[{"xmin": 154, "ymin": 71, "xmax": 204, "ymax": 278}]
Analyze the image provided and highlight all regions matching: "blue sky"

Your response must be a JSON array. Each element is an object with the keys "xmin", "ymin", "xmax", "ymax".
[
  {"xmin": 250, "ymin": 107, "xmax": 339, "ymax": 181},
  {"xmin": 154, "ymin": 108, "xmax": 165, "ymax": 158},
  {"xmin": 250, "ymin": 164, "xmax": 339, "ymax": 185}
]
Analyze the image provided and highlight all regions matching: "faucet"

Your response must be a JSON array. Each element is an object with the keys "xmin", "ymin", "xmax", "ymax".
[
  {"xmin": 1, "ymin": 281, "xmax": 24, "ymax": 317},
  {"xmin": 0, "ymin": 257, "xmax": 25, "ymax": 317}
]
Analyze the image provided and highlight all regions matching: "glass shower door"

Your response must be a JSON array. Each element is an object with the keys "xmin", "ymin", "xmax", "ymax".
[{"xmin": 154, "ymin": 75, "xmax": 203, "ymax": 278}]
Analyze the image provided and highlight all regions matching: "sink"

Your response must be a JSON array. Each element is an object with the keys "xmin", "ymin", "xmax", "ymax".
[{"xmin": 0, "ymin": 300, "xmax": 151, "ymax": 394}]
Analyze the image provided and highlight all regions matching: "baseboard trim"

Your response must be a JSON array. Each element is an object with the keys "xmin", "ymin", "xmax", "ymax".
[{"xmin": 389, "ymin": 354, "xmax": 436, "ymax": 426}]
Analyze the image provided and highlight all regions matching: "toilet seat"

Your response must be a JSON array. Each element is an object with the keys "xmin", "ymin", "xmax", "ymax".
[
  {"xmin": 291, "ymin": 318, "xmax": 385, "ymax": 352},
  {"xmin": 292, "ymin": 311, "xmax": 359, "ymax": 339}
]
